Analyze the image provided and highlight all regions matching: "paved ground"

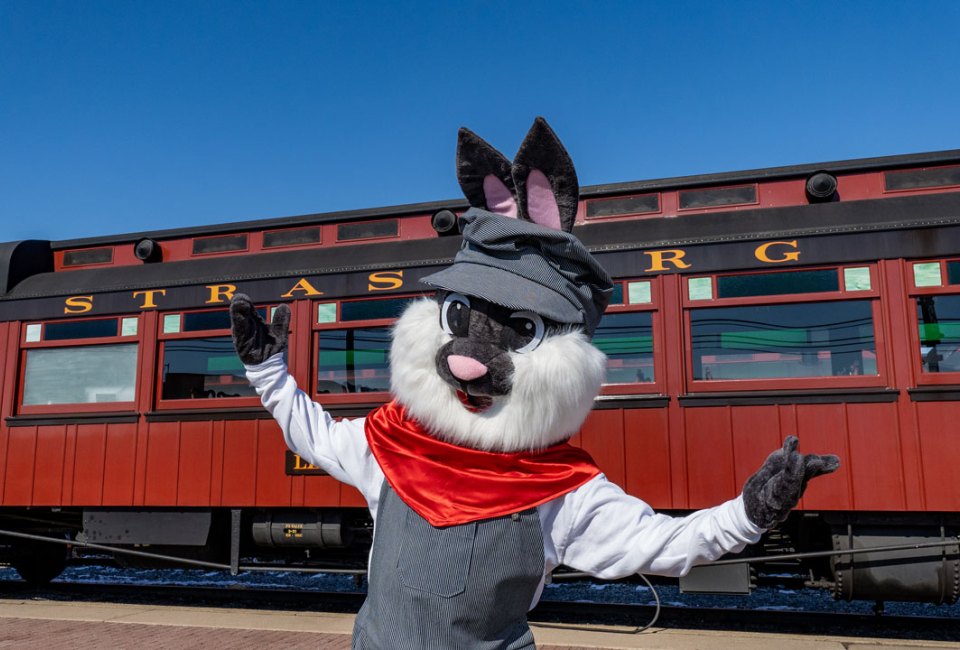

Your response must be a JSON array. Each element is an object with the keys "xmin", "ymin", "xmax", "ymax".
[{"xmin": 0, "ymin": 598, "xmax": 956, "ymax": 649}]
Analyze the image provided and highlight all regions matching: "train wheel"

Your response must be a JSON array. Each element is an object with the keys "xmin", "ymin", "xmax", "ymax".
[{"xmin": 11, "ymin": 541, "xmax": 68, "ymax": 585}]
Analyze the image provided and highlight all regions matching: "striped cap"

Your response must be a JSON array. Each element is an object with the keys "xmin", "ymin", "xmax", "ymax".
[{"xmin": 421, "ymin": 208, "xmax": 613, "ymax": 336}]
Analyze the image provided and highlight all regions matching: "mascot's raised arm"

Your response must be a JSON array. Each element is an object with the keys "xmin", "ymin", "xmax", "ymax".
[{"xmin": 230, "ymin": 118, "xmax": 840, "ymax": 650}]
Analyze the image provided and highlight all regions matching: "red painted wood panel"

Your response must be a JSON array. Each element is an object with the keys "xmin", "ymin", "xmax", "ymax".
[
  {"xmin": 915, "ymin": 402, "xmax": 960, "ymax": 511},
  {"xmin": 60, "ymin": 424, "xmax": 77, "ymax": 504},
  {"xmin": 31, "ymin": 425, "xmax": 67, "ymax": 505},
  {"xmin": 684, "ymin": 407, "xmax": 736, "ymax": 508},
  {"xmin": 730, "ymin": 406, "xmax": 783, "ymax": 492},
  {"xmin": 220, "ymin": 420, "xmax": 259, "ymax": 505},
  {"xmin": 177, "ymin": 421, "xmax": 214, "ymax": 506},
  {"xmin": 339, "ymin": 484, "xmax": 367, "ymax": 508},
  {"xmin": 255, "ymin": 423, "xmax": 293, "ymax": 506},
  {"xmin": 71, "ymin": 424, "xmax": 107, "ymax": 505},
  {"xmin": 101, "ymin": 424, "xmax": 137, "ymax": 505},
  {"xmin": 579, "ymin": 410, "xmax": 626, "ymax": 488},
  {"xmin": 846, "ymin": 403, "xmax": 905, "ymax": 510},
  {"xmin": 143, "ymin": 422, "xmax": 180, "ymax": 505},
  {"xmin": 623, "ymin": 408, "xmax": 671, "ymax": 508},
  {"xmin": 795, "ymin": 404, "xmax": 850, "ymax": 510},
  {"xmin": 208, "ymin": 420, "xmax": 225, "ymax": 506},
  {"xmin": 4, "ymin": 428, "xmax": 37, "ymax": 504},
  {"xmin": 300, "ymin": 473, "xmax": 344, "ymax": 507}
]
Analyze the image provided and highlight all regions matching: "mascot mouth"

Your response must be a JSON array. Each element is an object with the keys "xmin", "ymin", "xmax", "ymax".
[{"xmin": 456, "ymin": 389, "xmax": 493, "ymax": 413}]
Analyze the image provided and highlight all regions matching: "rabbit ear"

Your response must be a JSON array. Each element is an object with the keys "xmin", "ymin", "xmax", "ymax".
[
  {"xmin": 457, "ymin": 127, "xmax": 519, "ymax": 217},
  {"xmin": 512, "ymin": 117, "xmax": 579, "ymax": 232}
]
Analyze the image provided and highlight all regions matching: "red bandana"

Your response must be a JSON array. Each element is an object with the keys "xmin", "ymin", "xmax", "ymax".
[{"xmin": 365, "ymin": 400, "xmax": 600, "ymax": 527}]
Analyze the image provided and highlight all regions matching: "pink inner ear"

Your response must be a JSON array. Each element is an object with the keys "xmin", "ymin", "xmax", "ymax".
[
  {"xmin": 483, "ymin": 174, "xmax": 518, "ymax": 218},
  {"xmin": 525, "ymin": 169, "xmax": 562, "ymax": 230}
]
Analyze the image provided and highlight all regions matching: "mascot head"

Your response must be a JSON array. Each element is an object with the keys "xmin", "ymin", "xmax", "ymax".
[{"xmin": 390, "ymin": 118, "xmax": 613, "ymax": 452}]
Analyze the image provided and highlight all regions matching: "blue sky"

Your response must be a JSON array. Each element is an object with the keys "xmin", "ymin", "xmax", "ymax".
[{"xmin": 2, "ymin": 1, "xmax": 959, "ymax": 242}]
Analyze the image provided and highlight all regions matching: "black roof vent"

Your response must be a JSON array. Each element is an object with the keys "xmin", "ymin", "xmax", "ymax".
[{"xmin": 805, "ymin": 171, "xmax": 838, "ymax": 203}]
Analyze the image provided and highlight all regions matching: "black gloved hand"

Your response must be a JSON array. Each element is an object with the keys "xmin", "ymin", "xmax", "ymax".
[
  {"xmin": 230, "ymin": 293, "xmax": 291, "ymax": 365},
  {"xmin": 742, "ymin": 436, "xmax": 840, "ymax": 529}
]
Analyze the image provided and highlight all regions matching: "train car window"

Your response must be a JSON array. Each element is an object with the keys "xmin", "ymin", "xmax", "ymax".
[
  {"xmin": 594, "ymin": 312, "xmax": 655, "ymax": 384},
  {"xmin": 43, "ymin": 317, "xmax": 120, "ymax": 341},
  {"xmin": 62, "ymin": 247, "xmax": 113, "ymax": 267},
  {"xmin": 678, "ymin": 185, "xmax": 757, "ymax": 210},
  {"xmin": 609, "ymin": 283, "xmax": 624, "ymax": 305},
  {"xmin": 317, "ymin": 327, "xmax": 392, "ymax": 394},
  {"xmin": 23, "ymin": 344, "xmax": 138, "ymax": 405},
  {"xmin": 716, "ymin": 269, "xmax": 839, "ymax": 299},
  {"xmin": 948, "ymin": 261, "xmax": 960, "ymax": 285},
  {"xmin": 161, "ymin": 337, "xmax": 257, "ymax": 399},
  {"xmin": 263, "ymin": 226, "xmax": 321, "ymax": 248},
  {"xmin": 336, "ymin": 219, "xmax": 399, "ymax": 242},
  {"xmin": 884, "ymin": 165, "xmax": 960, "ymax": 191},
  {"xmin": 913, "ymin": 262, "xmax": 943, "ymax": 288},
  {"xmin": 585, "ymin": 194, "xmax": 659, "ymax": 219},
  {"xmin": 690, "ymin": 301, "xmax": 877, "ymax": 380},
  {"xmin": 916, "ymin": 295, "xmax": 960, "ymax": 374},
  {"xmin": 158, "ymin": 307, "xmax": 275, "ymax": 404},
  {"xmin": 192, "ymin": 234, "xmax": 248, "ymax": 255},
  {"xmin": 341, "ymin": 297, "xmax": 413, "ymax": 322}
]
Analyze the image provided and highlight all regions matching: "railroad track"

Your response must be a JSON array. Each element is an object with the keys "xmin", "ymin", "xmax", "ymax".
[{"xmin": 1, "ymin": 579, "xmax": 958, "ymax": 642}]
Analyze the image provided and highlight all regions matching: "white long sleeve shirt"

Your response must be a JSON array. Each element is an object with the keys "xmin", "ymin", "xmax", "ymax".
[{"xmin": 246, "ymin": 354, "xmax": 764, "ymax": 604}]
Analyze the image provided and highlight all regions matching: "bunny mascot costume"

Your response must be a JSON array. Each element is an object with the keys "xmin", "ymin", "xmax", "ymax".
[{"xmin": 231, "ymin": 118, "xmax": 839, "ymax": 649}]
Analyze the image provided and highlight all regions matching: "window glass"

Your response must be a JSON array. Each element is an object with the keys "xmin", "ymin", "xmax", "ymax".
[
  {"xmin": 917, "ymin": 295, "xmax": 960, "ymax": 373},
  {"xmin": 690, "ymin": 301, "xmax": 877, "ymax": 380},
  {"xmin": 23, "ymin": 344, "xmax": 137, "ymax": 405},
  {"xmin": 317, "ymin": 327, "xmax": 391, "ymax": 393},
  {"xmin": 609, "ymin": 283, "xmax": 624, "ymax": 306},
  {"xmin": 44, "ymin": 318, "xmax": 118, "ymax": 341},
  {"xmin": 716, "ymin": 269, "xmax": 838, "ymax": 299},
  {"xmin": 948, "ymin": 261, "xmax": 960, "ymax": 286},
  {"xmin": 341, "ymin": 298, "xmax": 412, "ymax": 322},
  {"xmin": 180, "ymin": 308, "xmax": 266, "ymax": 333},
  {"xmin": 593, "ymin": 312, "xmax": 655, "ymax": 384},
  {"xmin": 161, "ymin": 336, "xmax": 256, "ymax": 399}
]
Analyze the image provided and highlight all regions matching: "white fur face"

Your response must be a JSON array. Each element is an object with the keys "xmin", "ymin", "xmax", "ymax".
[{"xmin": 390, "ymin": 298, "xmax": 607, "ymax": 452}]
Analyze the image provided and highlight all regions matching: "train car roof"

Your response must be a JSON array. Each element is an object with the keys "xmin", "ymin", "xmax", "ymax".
[{"xmin": 29, "ymin": 148, "xmax": 960, "ymax": 250}]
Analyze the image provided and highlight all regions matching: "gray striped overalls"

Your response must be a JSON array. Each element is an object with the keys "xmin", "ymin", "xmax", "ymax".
[{"xmin": 353, "ymin": 481, "xmax": 545, "ymax": 649}]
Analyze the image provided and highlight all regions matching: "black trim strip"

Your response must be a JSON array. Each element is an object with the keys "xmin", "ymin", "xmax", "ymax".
[
  {"xmin": 908, "ymin": 386, "xmax": 960, "ymax": 402},
  {"xmin": 144, "ymin": 408, "xmax": 274, "ymax": 422},
  {"xmin": 5, "ymin": 412, "xmax": 140, "ymax": 427},
  {"xmin": 594, "ymin": 394, "xmax": 670, "ymax": 409},
  {"xmin": 679, "ymin": 388, "xmax": 900, "ymax": 407}
]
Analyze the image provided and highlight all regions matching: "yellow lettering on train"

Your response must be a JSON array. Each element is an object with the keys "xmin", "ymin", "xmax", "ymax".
[
  {"xmin": 281, "ymin": 278, "xmax": 324, "ymax": 298},
  {"xmin": 755, "ymin": 240, "xmax": 800, "ymax": 263},
  {"xmin": 368, "ymin": 270, "xmax": 404, "ymax": 292},
  {"xmin": 133, "ymin": 289, "xmax": 167, "ymax": 309},
  {"xmin": 293, "ymin": 454, "xmax": 319, "ymax": 471},
  {"xmin": 643, "ymin": 249, "xmax": 692, "ymax": 272},
  {"xmin": 63, "ymin": 295, "xmax": 93, "ymax": 314},
  {"xmin": 205, "ymin": 284, "xmax": 236, "ymax": 304}
]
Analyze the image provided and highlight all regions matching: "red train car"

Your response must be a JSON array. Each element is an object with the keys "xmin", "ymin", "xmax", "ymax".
[{"xmin": 1, "ymin": 150, "xmax": 959, "ymax": 604}]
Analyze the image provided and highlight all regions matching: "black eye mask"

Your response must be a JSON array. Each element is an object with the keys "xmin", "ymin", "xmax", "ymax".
[{"xmin": 433, "ymin": 291, "xmax": 562, "ymax": 405}]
